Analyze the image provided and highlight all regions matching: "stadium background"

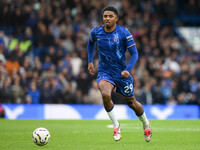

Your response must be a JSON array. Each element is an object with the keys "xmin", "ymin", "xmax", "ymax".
[{"xmin": 0, "ymin": 0, "xmax": 200, "ymax": 119}]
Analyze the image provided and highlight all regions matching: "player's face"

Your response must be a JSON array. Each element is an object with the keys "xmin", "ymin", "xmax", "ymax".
[{"xmin": 103, "ymin": 11, "xmax": 118, "ymax": 30}]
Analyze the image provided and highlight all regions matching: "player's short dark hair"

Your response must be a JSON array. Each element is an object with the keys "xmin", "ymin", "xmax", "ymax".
[{"xmin": 103, "ymin": 6, "xmax": 119, "ymax": 17}]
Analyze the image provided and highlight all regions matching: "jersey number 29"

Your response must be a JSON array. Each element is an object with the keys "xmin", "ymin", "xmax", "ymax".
[{"xmin": 124, "ymin": 84, "xmax": 133, "ymax": 93}]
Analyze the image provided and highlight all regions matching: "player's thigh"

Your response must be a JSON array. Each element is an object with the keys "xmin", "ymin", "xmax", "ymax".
[
  {"xmin": 98, "ymin": 80, "xmax": 114, "ymax": 95},
  {"xmin": 115, "ymin": 76, "xmax": 134, "ymax": 97},
  {"xmin": 96, "ymin": 73, "xmax": 115, "ymax": 95}
]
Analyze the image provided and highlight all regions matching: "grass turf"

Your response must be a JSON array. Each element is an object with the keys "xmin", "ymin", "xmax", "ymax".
[{"xmin": 0, "ymin": 119, "xmax": 199, "ymax": 150}]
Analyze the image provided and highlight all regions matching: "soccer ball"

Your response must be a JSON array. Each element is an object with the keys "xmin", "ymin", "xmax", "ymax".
[{"xmin": 32, "ymin": 127, "xmax": 50, "ymax": 146}]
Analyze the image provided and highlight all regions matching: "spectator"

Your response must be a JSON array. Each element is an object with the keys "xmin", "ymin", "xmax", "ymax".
[
  {"xmin": 27, "ymin": 81, "xmax": 40, "ymax": 104},
  {"xmin": 166, "ymin": 96, "xmax": 177, "ymax": 105},
  {"xmin": 62, "ymin": 82, "xmax": 77, "ymax": 104},
  {"xmin": 50, "ymin": 78, "xmax": 63, "ymax": 104},
  {"xmin": 5, "ymin": 51, "xmax": 20, "ymax": 76},
  {"xmin": 0, "ymin": 0, "xmax": 199, "ymax": 105},
  {"xmin": 19, "ymin": 70, "xmax": 29, "ymax": 91},
  {"xmin": 40, "ymin": 80, "xmax": 53, "ymax": 104},
  {"xmin": 70, "ymin": 52, "xmax": 82, "ymax": 78},
  {"xmin": 47, "ymin": 46, "xmax": 57, "ymax": 65},
  {"xmin": 0, "ymin": 31, "xmax": 8, "ymax": 50},
  {"xmin": 0, "ymin": 77, "xmax": 14, "ymax": 103},
  {"xmin": 11, "ymin": 75, "xmax": 25, "ymax": 103},
  {"xmin": 165, "ymin": 0, "xmax": 178, "ymax": 19},
  {"xmin": 42, "ymin": 56, "xmax": 53, "ymax": 71},
  {"xmin": 19, "ymin": 37, "xmax": 32, "ymax": 55},
  {"xmin": 184, "ymin": 0, "xmax": 199, "ymax": 15},
  {"xmin": 0, "ymin": 62, "xmax": 8, "ymax": 88}
]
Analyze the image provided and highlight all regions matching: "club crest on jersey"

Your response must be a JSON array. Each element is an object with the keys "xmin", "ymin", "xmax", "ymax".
[{"xmin": 113, "ymin": 37, "xmax": 119, "ymax": 43}]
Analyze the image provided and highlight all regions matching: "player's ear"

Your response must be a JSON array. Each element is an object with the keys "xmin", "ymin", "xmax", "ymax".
[{"xmin": 116, "ymin": 16, "xmax": 119, "ymax": 22}]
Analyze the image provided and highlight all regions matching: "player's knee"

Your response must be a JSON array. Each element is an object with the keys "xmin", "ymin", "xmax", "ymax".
[
  {"xmin": 125, "ymin": 97, "xmax": 137, "ymax": 110},
  {"xmin": 101, "ymin": 91, "xmax": 111, "ymax": 101},
  {"xmin": 127, "ymin": 101, "xmax": 136, "ymax": 109},
  {"xmin": 127, "ymin": 100, "xmax": 133, "ymax": 105},
  {"xmin": 101, "ymin": 91, "xmax": 111, "ymax": 103}
]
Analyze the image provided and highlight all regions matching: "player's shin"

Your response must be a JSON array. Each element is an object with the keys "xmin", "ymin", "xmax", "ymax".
[
  {"xmin": 127, "ymin": 100, "xmax": 149, "ymax": 129},
  {"xmin": 107, "ymin": 105, "xmax": 119, "ymax": 128},
  {"xmin": 138, "ymin": 111, "xmax": 150, "ymax": 129},
  {"xmin": 138, "ymin": 111, "xmax": 152, "ymax": 142},
  {"xmin": 107, "ymin": 105, "xmax": 121, "ymax": 141}
]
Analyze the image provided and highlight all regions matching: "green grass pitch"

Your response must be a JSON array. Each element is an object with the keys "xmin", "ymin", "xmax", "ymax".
[{"xmin": 0, "ymin": 119, "xmax": 200, "ymax": 150}]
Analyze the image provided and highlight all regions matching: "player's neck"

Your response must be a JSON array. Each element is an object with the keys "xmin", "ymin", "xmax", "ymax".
[{"xmin": 104, "ymin": 24, "xmax": 116, "ymax": 32}]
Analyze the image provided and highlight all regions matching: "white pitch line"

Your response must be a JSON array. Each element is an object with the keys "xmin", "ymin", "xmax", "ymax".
[{"xmin": 106, "ymin": 124, "xmax": 200, "ymax": 132}]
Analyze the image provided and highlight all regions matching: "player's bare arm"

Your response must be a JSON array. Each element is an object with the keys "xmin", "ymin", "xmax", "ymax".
[{"xmin": 88, "ymin": 62, "xmax": 95, "ymax": 75}]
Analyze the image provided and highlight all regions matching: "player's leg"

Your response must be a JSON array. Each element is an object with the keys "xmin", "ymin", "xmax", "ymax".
[
  {"xmin": 124, "ymin": 96, "xmax": 148, "ymax": 125},
  {"xmin": 98, "ymin": 80, "xmax": 121, "ymax": 141},
  {"xmin": 115, "ymin": 76, "xmax": 152, "ymax": 142},
  {"xmin": 98, "ymin": 80, "xmax": 114, "ymax": 111},
  {"xmin": 124, "ymin": 96, "xmax": 152, "ymax": 142}
]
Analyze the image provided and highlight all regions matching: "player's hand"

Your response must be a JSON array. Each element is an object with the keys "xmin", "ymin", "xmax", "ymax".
[
  {"xmin": 121, "ymin": 70, "xmax": 130, "ymax": 78},
  {"xmin": 88, "ymin": 63, "xmax": 95, "ymax": 75}
]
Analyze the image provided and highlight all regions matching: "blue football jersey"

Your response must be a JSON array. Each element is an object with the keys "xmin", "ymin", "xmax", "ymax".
[{"xmin": 89, "ymin": 25, "xmax": 136, "ymax": 77}]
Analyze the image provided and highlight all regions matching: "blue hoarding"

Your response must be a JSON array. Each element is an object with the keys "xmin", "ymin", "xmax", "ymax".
[{"xmin": 1, "ymin": 104, "xmax": 199, "ymax": 120}]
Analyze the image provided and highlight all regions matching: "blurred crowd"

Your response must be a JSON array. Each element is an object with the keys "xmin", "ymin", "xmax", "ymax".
[{"xmin": 0, "ymin": 0, "xmax": 200, "ymax": 105}]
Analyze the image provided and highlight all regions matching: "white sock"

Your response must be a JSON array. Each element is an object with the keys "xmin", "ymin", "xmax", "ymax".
[
  {"xmin": 107, "ymin": 106, "xmax": 119, "ymax": 128},
  {"xmin": 138, "ymin": 111, "xmax": 150, "ymax": 129}
]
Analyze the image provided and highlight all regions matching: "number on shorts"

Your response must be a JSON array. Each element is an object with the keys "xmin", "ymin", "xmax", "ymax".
[{"xmin": 124, "ymin": 84, "xmax": 133, "ymax": 93}]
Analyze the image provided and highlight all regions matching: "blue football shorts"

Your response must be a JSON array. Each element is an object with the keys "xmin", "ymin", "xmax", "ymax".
[{"xmin": 96, "ymin": 73, "xmax": 135, "ymax": 97}]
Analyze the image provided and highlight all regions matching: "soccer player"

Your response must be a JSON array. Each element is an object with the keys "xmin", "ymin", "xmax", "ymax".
[{"xmin": 87, "ymin": 6, "xmax": 152, "ymax": 142}]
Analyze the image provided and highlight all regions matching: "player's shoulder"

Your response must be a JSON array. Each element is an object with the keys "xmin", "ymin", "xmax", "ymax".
[
  {"xmin": 116, "ymin": 25, "xmax": 130, "ymax": 32},
  {"xmin": 116, "ymin": 25, "xmax": 131, "ymax": 38},
  {"xmin": 91, "ymin": 25, "xmax": 104, "ymax": 34}
]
